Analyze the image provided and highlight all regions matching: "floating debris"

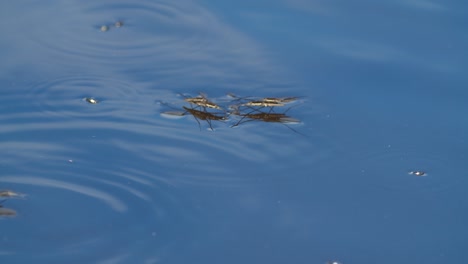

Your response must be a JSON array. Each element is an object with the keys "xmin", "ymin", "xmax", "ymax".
[
  {"xmin": 409, "ymin": 170, "xmax": 427, "ymax": 177},
  {"xmin": 0, "ymin": 207, "xmax": 16, "ymax": 217},
  {"xmin": 84, "ymin": 97, "xmax": 99, "ymax": 104},
  {"xmin": 326, "ymin": 261, "xmax": 342, "ymax": 264},
  {"xmin": 0, "ymin": 190, "xmax": 26, "ymax": 199},
  {"xmin": 100, "ymin": 25, "xmax": 109, "ymax": 32},
  {"xmin": 114, "ymin": 21, "xmax": 124, "ymax": 28}
]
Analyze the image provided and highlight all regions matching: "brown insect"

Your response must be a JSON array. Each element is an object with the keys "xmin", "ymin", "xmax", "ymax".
[
  {"xmin": 262, "ymin": 97, "xmax": 300, "ymax": 103},
  {"xmin": 234, "ymin": 96, "xmax": 301, "ymax": 107},
  {"xmin": 183, "ymin": 93, "xmax": 223, "ymax": 110},
  {"xmin": 243, "ymin": 100, "xmax": 285, "ymax": 107}
]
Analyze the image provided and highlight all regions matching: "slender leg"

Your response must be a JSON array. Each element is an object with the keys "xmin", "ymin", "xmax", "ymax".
[
  {"xmin": 231, "ymin": 106, "xmax": 264, "ymax": 128},
  {"xmin": 192, "ymin": 115, "xmax": 202, "ymax": 131}
]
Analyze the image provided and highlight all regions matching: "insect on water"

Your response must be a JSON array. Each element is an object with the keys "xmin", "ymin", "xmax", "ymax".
[{"xmin": 183, "ymin": 93, "xmax": 223, "ymax": 110}]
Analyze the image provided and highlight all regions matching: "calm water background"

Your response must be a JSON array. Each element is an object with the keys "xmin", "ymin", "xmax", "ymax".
[{"xmin": 1, "ymin": 0, "xmax": 467, "ymax": 263}]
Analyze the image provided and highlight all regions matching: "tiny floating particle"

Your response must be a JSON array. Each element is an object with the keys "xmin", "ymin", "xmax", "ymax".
[
  {"xmin": 0, "ymin": 190, "xmax": 26, "ymax": 198},
  {"xmin": 409, "ymin": 170, "xmax": 427, "ymax": 177},
  {"xmin": 84, "ymin": 97, "xmax": 99, "ymax": 104},
  {"xmin": 0, "ymin": 207, "xmax": 17, "ymax": 217},
  {"xmin": 100, "ymin": 25, "xmax": 109, "ymax": 32},
  {"xmin": 114, "ymin": 21, "xmax": 124, "ymax": 28}
]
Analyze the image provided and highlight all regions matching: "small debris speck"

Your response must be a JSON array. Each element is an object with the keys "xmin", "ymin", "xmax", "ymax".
[
  {"xmin": 114, "ymin": 21, "xmax": 124, "ymax": 28},
  {"xmin": 85, "ymin": 97, "xmax": 99, "ymax": 104},
  {"xmin": 100, "ymin": 25, "xmax": 109, "ymax": 32},
  {"xmin": 409, "ymin": 170, "xmax": 427, "ymax": 177}
]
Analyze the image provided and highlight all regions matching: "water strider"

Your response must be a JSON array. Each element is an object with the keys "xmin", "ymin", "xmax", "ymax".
[
  {"xmin": 183, "ymin": 93, "xmax": 223, "ymax": 110},
  {"xmin": 159, "ymin": 93, "xmax": 303, "ymax": 133}
]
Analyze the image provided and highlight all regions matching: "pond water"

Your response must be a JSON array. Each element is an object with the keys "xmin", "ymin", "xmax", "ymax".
[{"xmin": 1, "ymin": 0, "xmax": 467, "ymax": 263}]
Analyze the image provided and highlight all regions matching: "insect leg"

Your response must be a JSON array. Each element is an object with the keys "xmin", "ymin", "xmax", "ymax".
[
  {"xmin": 281, "ymin": 123, "xmax": 307, "ymax": 137},
  {"xmin": 230, "ymin": 105, "xmax": 262, "ymax": 127}
]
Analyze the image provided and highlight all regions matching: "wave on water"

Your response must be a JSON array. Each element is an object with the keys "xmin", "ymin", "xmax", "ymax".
[{"xmin": 14, "ymin": 0, "xmax": 293, "ymax": 90}]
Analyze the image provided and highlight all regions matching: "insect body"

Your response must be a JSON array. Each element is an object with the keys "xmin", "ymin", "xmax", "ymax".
[
  {"xmin": 184, "ymin": 96, "xmax": 222, "ymax": 110},
  {"xmin": 243, "ymin": 100, "xmax": 284, "ymax": 107}
]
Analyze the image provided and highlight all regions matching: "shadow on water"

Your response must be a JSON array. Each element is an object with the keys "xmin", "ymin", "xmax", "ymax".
[{"xmin": 158, "ymin": 93, "xmax": 305, "ymax": 135}]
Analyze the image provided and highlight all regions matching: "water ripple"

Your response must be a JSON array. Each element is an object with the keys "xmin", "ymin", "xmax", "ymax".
[
  {"xmin": 27, "ymin": 75, "xmax": 138, "ymax": 119},
  {"xmin": 21, "ymin": 0, "xmax": 291, "ymax": 89},
  {"xmin": 0, "ymin": 176, "xmax": 127, "ymax": 212}
]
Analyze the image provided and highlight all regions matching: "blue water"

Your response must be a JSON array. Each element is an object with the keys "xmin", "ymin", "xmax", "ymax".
[{"xmin": 1, "ymin": 0, "xmax": 467, "ymax": 263}]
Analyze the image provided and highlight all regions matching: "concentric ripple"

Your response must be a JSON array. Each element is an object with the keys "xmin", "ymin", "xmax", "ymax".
[
  {"xmin": 27, "ymin": 75, "xmax": 137, "ymax": 119},
  {"xmin": 21, "ymin": 0, "xmax": 291, "ymax": 89},
  {"xmin": 0, "ymin": 144, "xmax": 190, "ymax": 263}
]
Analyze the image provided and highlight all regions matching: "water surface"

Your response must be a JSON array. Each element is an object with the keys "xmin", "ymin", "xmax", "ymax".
[{"xmin": 1, "ymin": 0, "xmax": 467, "ymax": 263}]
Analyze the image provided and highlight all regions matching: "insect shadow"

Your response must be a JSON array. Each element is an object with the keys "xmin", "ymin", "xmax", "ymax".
[
  {"xmin": 229, "ymin": 103, "xmax": 306, "ymax": 137},
  {"xmin": 158, "ymin": 94, "xmax": 228, "ymax": 131}
]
